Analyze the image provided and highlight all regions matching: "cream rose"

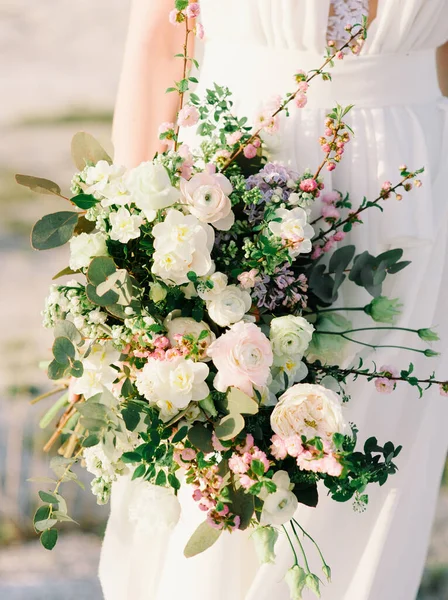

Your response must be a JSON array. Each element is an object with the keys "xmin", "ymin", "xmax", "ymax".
[
  {"xmin": 270, "ymin": 383, "xmax": 346, "ymax": 442},
  {"xmin": 180, "ymin": 171, "xmax": 234, "ymax": 231},
  {"xmin": 270, "ymin": 315, "xmax": 314, "ymax": 367},
  {"xmin": 127, "ymin": 162, "xmax": 180, "ymax": 220},
  {"xmin": 207, "ymin": 285, "xmax": 252, "ymax": 328}
]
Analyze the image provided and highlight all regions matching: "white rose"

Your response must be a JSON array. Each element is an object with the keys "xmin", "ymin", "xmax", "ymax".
[
  {"xmin": 260, "ymin": 471, "xmax": 298, "ymax": 526},
  {"xmin": 69, "ymin": 232, "xmax": 108, "ymax": 271},
  {"xmin": 270, "ymin": 315, "xmax": 314, "ymax": 367},
  {"xmin": 151, "ymin": 210, "xmax": 214, "ymax": 285},
  {"xmin": 180, "ymin": 171, "xmax": 234, "ymax": 231},
  {"xmin": 164, "ymin": 314, "xmax": 215, "ymax": 353},
  {"xmin": 271, "ymin": 383, "xmax": 347, "ymax": 442},
  {"xmin": 127, "ymin": 162, "xmax": 180, "ymax": 220},
  {"xmin": 109, "ymin": 207, "xmax": 144, "ymax": 244},
  {"xmin": 135, "ymin": 356, "xmax": 209, "ymax": 421},
  {"xmin": 268, "ymin": 207, "xmax": 314, "ymax": 257},
  {"xmin": 207, "ymin": 285, "xmax": 252, "ymax": 327}
]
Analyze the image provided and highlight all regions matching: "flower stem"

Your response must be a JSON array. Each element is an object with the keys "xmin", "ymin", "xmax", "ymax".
[
  {"xmin": 282, "ymin": 524, "xmax": 299, "ymax": 567},
  {"xmin": 293, "ymin": 519, "xmax": 328, "ymax": 570},
  {"xmin": 291, "ymin": 521, "xmax": 311, "ymax": 574},
  {"xmin": 174, "ymin": 19, "xmax": 191, "ymax": 152}
]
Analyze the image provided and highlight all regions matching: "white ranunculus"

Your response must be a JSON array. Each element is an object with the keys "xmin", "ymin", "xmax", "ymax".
[
  {"xmin": 197, "ymin": 271, "xmax": 228, "ymax": 301},
  {"xmin": 109, "ymin": 207, "xmax": 144, "ymax": 244},
  {"xmin": 127, "ymin": 162, "xmax": 180, "ymax": 220},
  {"xmin": 207, "ymin": 285, "xmax": 252, "ymax": 327},
  {"xmin": 164, "ymin": 314, "xmax": 216, "ymax": 355},
  {"xmin": 180, "ymin": 171, "xmax": 234, "ymax": 231},
  {"xmin": 151, "ymin": 209, "xmax": 214, "ymax": 286},
  {"xmin": 135, "ymin": 356, "xmax": 209, "ymax": 421},
  {"xmin": 268, "ymin": 207, "xmax": 314, "ymax": 257},
  {"xmin": 270, "ymin": 315, "xmax": 314, "ymax": 367},
  {"xmin": 69, "ymin": 232, "xmax": 108, "ymax": 271},
  {"xmin": 260, "ymin": 471, "xmax": 298, "ymax": 526},
  {"xmin": 270, "ymin": 383, "xmax": 347, "ymax": 442}
]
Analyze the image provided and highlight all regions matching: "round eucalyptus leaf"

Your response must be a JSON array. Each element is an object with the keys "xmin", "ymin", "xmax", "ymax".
[{"xmin": 32, "ymin": 211, "xmax": 79, "ymax": 250}]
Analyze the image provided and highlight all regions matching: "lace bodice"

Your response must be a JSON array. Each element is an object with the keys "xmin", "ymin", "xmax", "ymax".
[{"xmin": 327, "ymin": 0, "xmax": 369, "ymax": 44}]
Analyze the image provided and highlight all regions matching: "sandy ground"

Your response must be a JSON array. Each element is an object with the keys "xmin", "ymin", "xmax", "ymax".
[{"xmin": 0, "ymin": 1, "xmax": 447, "ymax": 598}]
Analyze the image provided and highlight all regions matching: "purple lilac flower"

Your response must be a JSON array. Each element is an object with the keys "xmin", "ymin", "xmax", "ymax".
[{"xmin": 252, "ymin": 264, "xmax": 308, "ymax": 311}]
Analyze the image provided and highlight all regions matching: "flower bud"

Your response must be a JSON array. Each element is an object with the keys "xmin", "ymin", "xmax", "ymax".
[
  {"xmin": 322, "ymin": 564, "xmax": 332, "ymax": 583},
  {"xmin": 251, "ymin": 526, "xmax": 279, "ymax": 564},
  {"xmin": 417, "ymin": 328, "xmax": 439, "ymax": 342},
  {"xmin": 424, "ymin": 349, "xmax": 440, "ymax": 358},
  {"xmin": 149, "ymin": 282, "xmax": 167, "ymax": 304},
  {"xmin": 364, "ymin": 296, "xmax": 402, "ymax": 324},
  {"xmin": 284, "ymin": 564, "xmax": 307, "ymax": 600},
  {"xmin": 305, "ymin": 573, "xmax": 321, "ymax": 597}
]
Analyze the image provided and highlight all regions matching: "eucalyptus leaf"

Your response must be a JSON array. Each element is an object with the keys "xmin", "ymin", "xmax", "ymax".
[
  {"xmin": 187, "ymin": 424, "xmax": 214, "ymax": 453},
  {"xmin": 32, "ymin": 211, "xmax": 79, "ymax": 250},
  {"xmin": 227, "ymin": 486, "xmax": 254, "ymax": 530},
  {"xmin": 40, "ymin": 529, "xmax": 58, "ymax": 550},
  {"xmin": 86, "ymin": 283, "xmax": 119, "ymax": 307},
  {"xmin": 52, "ymin": 337, "xmax": 75, "ymax": 365},
  {"xmin": 15, "ymin": 174, "xmax": 61, "ymax": 196},
  {"xmin": 74, "ymin": 215, "xmax": 96, "ymax": 235},
  {"xmin": 71, "ymin": 132, "xmax": 112, "ymax": 170},
  {"xmin": 76, "ymin": 401, "xmax": 108, "ymax": 421},
  {"xmin": 52, "ymin": 266, "xmax": 80, "ymax": 280},
  {"xmin": 38, "ymin": 491, "xmax": 59, "ymax": 505},
  {"xmin": 214, "ymin": 414, "xmax": 245, "ymax": 441},
  {"xmin": 35, "ymin": 518, "xmax": 58, "ymax": 532},
  {"xmin": 225, "ymin": 387, "xmax": 259, "ymax": 415},
  {"xmin": 87, "ymin": 256, "xmax": 117, "ymax": 285},
  {"xmin": 184, "ymin": 521, "xmax": 222, "ymax": 558},
  {"xmin": 47, "ymin": 360, "xmax": 69, "ymax": 381},
  {"xmin": 70, "ymin": 360, "xmax": 84, "ymax": 378}
]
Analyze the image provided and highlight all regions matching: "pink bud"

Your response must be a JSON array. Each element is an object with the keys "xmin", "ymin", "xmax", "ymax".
[
  {"xmin": 243, "ymin": 144, "xmax": 257, "ymax": 159},
  {"xmin": 333, "ymin": 231, "xmax": 346, "ymax": 242},
  {"xmin": 326, "ymin": 162, "xmax": 336, "ymax": 172}
]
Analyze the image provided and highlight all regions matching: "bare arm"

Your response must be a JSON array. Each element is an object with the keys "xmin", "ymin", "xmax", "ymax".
[
  {"xmin": 112, "ymin": 0, "xmax": 191, "ymax": 167},
  {"xmin": 437, "ymin": 41, "xmax": 448, "ymax": 97}
]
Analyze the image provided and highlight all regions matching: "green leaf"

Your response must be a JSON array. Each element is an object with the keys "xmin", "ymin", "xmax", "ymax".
[
  {"xmin": 187, "ymin": 424, "xmax": 214, "ymax": 453},
  {"xmin": 78, "ymin": 417, "xmax": 107, "ymax": 432},
  {"xmin": 32, "ymin": 211, "xmax": 79, "ymax": 250},
  {"xmin": 52, "ymin": 266, "xmax": 79, "ymax": 280},
  {"xmin": 168, "ymin": 473, "xmax": 181, "ymax": 490},
  {"xmin": 132, "ymin": 464, "xmax": 146, "ymax": 480},
  {"xmin": 47, "ymin": 359, "xmax": 69, "ymax": 381},
  {"xmin": 74, "ymin": 215, "xmax": 96, "ymax": 235},
  {"xmin": 86, "ymin": 283, "xmax": 119, "ymax": 307},
  {"xmin": 76, "ymin": 401, "xmax": 108, "ymax": 421},
  {"xmin": 225, "ymin": 387, "xmax": 259, "ymax": 415},
  {"xmin": 172, "ymin": 425, "xmax": 189, "ymax": 444},
  {"xmin": 54, "ymin": 320, "xmax": 82, "ymax": 344},
  {"xmin": 214, "ymin": 413, "xmax": 245, "ymax": 441},
  {"xmin": 70, "ymin": 360, "xmax": 84, "ymax": 378},
  {"xmin": 121, "ymin": 406, "xmax": 140, "ymax": 431},
  {"xmin": 87, "ymin": 256, "xmax": 117, "ymax": 286},
  {"xmin": 175, "ymin": 0, "xmax": 188, "ymax": 9},
  {"xmin": 38, "ymin": 491, "xmax": 59, "ymax": 505},
  {"xmin": 155, "ymin": 470, "xmax": 167, "ymax": 486},
  {"xmin": 227, "ymin": 486, "xmax": 254, "ymax": 530},
  {"xmin": 40, "ymin": 529, "xmax": 58, "ymax": 550},
  {"xmin": 35, "ymin": 517, "xmax": 58, "ymax": 532},
  {"xmin": 15, "ymin": 174, "xmax": 61, "ymax": 196},
  {"xmin": 250, "ymin": 459, "xmax": 265, "ymax": 477},
  {"xmin": 71, "ymin": 132, "xmax": 112, "ymax": 170},
  {"xmin": 82, "ymin": 434, "xmax": 100, "ymax": 448},
  {"xmin": 121, "ymin": 452, "xmax": 143, "ymax": 463},
  {"xmin": 52, "ymin": 337, "xmax": 76, "ymax": 366},
  {"xmin": 71, "ymin": 193, "xmax": 98, "ymax": 209},
  {"xmin": 184, "ymin": 521, "xmax": 222, "ymax": 558}
]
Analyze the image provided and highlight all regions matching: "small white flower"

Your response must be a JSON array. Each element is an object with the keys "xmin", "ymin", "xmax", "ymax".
[
  {"xmin": 109, "ymin": 207, "xmax": 143, "ymax": 244},
  {"xmin": 260, "ymin": 471, "xmax": 298, "ymax": 526},
  {"xmin": 127, "ymin": 162, "xmax": 180, "ymax": 221},
  {"xmin": 207, "ymin": 285, "xmax": 252, "ymax": 328},
  {"xmin": 69, "ymin": 232, "xmax": 108, "ymax": 271},
  {"xmin": 268, "ymin": 207, "xmax": 314, "ymax": 257}
]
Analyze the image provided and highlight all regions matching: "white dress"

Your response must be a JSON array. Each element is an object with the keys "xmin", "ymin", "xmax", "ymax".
[{"xmin": 99, "ymin": 1, "xmax": 448, "ymax": 598}]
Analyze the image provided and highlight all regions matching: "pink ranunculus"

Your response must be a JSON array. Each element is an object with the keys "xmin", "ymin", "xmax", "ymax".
[
  {"xmin": 177, "ymin": 104, "xmax": 200, "ymax": 127},
  {"xmin": 207, "ymin": 321, "xmax": 274, "ymax": 396},
  {"xmin": 180, "ymin": 171, "xmax": 234, "ymax": 231},
  {"xmin": 243, "ymin": 144, "xmax": 258, "ymax": 159},
  {"xmin": 186, "ymin": 2, "xmax": 200, "ymax": 18},
  {"xmin": 299, "ymin": 178, "xmax": 318, "ymax": 192},
  {"xmin": 229, "ymin": 454, "xmax": 249, "ymax": 474},
  {"xmin": 153, "ymin": 336, "xmax": 170, "ymax": 349}
]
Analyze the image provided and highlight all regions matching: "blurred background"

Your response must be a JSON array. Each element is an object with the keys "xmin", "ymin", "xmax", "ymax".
[{"xmin": 0, "ymin": 1, "xmax": 447, "ymax": 598}]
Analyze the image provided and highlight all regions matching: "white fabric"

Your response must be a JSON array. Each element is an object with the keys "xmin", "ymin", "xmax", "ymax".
[{"xmin": 100, "ymin": 1, "xmax": 448, "ymax": 599}]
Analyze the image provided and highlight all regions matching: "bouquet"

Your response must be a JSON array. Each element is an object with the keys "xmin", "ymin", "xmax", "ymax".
[{"xmin": 19, "ymin": 3, "xmax": 447, "ymax": 598}]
